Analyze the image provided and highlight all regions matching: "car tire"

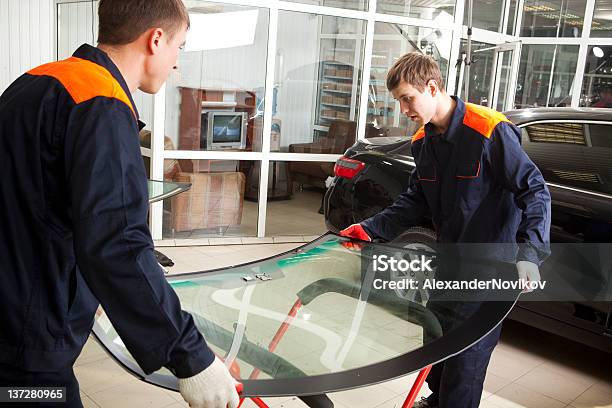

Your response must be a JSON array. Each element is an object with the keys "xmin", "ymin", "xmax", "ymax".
[
  {"xmin": 388, "ymin": 227, "xmax": 437, "ymax": 304},
  {"xmin": 391, "ymin": 226, "xmax": 437, "ymax": 247}
]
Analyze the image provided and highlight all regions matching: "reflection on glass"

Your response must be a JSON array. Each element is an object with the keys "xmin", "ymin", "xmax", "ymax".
[
  {"xmin": 276, "ymin": 12, "xmax": 365, "ymax": 154},
  {"xmin": 367, "ymin": 22, "xmax": 452, "ymax": 139},
  {"xmin": 264, "ymin": 161, "xmax": 329, "ymax": 236},
  {"xmin": 161, "ymin": 160, "xmax": 258, "ymax": 239},
  {"xmin": 519, "ymin": 0, "xmax": 586, "ymax": 37},
  {"xmin": 591, "ymin": 0, "xmax": 612, "ymax": 38},
  {"xmin": 377, "ymin": 0, "xmax": 455, "ymax": 19},
  {"xmin": 515, "ymin": 45, "xmax": 578, "ymax": 108},
  {"xmin": 282, "ymin": 0, "xmax": 367, "ymax": 12},
  {"xmin": 580, "ymin": 46, "xmax": 612, "ymax": 108},
  {"xmin": 164, "ymin": 3, "xmax": 269, "ymax": 154}
]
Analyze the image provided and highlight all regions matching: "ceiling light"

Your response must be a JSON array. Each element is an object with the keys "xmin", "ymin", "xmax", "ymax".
[{"xmin": 593, "ymin": 46, "xmax": 605, "ymax": 58}]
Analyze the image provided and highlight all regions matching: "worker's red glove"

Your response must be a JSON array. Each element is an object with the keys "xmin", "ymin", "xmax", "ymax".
[
  {"xmin": 339, "ymin": 224, "xmax": 371, "ymax": 241},
  {"xmin": 339, "ymin": 224, "xmax": 371, "ymax": 250}
]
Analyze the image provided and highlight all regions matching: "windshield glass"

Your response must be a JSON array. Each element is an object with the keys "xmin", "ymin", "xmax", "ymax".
[{"xmin": 93, "ymin": 234, "xmax": 521, "ymax": 396}]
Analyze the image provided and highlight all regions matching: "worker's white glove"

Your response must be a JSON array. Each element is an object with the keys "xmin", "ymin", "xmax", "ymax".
[
  {"xmin": 178, "ymin": 357, "xmax": 240, "ymax": 408},
  {"xmin": 516, "ymin": 261, "xmax": 541, "ymax": 293}
]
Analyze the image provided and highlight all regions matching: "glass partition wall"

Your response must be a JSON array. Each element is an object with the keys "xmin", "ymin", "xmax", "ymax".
[{"xmin": 55, "ymin": 0, "xmax": 612, "ymax": 241}]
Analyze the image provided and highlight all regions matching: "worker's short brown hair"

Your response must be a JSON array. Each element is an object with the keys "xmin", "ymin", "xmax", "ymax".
[
  {"xmin": 386, "ymin": 52, "xmax": 445, "ymax": 92},
  {"xmin": 98, "ymin": 0, "xmax": 189, "ymax": 45}
]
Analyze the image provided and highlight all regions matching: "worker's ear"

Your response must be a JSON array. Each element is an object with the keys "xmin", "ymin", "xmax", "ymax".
[
  {"xmin": 427, "ymin": 79, "xmax": 439, "ymax": 97},
  {"xmin": 146, "ymin": 27, "xmax": 165, "ymax": 55}
]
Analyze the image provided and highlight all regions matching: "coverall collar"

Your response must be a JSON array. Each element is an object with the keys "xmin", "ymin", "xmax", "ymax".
[
  {"xmin": 423, "ymin": 96, "xmax": 466, "ymax": 145},
  {"xmin": 72, "ymin": 44, "xmax": 145, "ymax": 129}
]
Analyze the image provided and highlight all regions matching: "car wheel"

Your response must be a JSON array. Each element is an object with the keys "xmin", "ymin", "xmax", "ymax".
[{"xmin": 389, "ymin": 227, "xmax": 437, "ymax": 305}]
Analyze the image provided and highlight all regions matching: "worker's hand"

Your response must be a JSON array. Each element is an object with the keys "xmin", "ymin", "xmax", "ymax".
[
  {"xmin": 516, "ymin": 261, "xmax": 541, "ymax": 293},
  {"xmin": 339, "ymin": 224, "xmax": 371, "ymax": 250},
  {"xmin": 178, "ymin": 356, "xmax": 240, "ymax": 408},
  {"xmin": 339, "ymin": 224, "xmax": 371, "ymax": 241}
]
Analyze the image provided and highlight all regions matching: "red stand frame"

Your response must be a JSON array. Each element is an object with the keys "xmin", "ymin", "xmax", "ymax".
[{"xmin": 235, "ymin": 299, "xmax": 432, "ymax": 408}]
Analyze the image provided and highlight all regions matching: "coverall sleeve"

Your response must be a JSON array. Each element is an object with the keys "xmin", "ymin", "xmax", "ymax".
[
  {"xmin": 488, "ymin": 121, "xmax": 552, "ymax": 265},
  {"xmin": 64, "ymin": 99, "xmax": 215, "ymax": 378},
  {"xmin": 361, "ymin": 165, "xmax": 429, "ymax": 242}
]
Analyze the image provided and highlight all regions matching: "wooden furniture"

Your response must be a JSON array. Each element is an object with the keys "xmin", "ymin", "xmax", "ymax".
[
  {"xmin": 178, "ymin": 87, "xmax": 256, "ymax": 172},
  {"xmin": 171, "ymin": 171, "xmax": 246, "ymax": 232}
]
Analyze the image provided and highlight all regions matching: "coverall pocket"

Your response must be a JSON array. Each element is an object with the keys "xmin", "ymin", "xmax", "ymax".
[
  {"xmin": 417, "ymin": 165, "xmax": 437, "ymax": 182},
  {"xmin": 455, "ymin": 160, "xmax": 482, "ymax": 210},
  {"xmin": 456, "ymin": 160, "xmax": 480, "ymax": 179}
]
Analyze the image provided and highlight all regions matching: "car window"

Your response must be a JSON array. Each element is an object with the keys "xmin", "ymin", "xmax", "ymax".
[{"xmin": 522, "ymin": 122, "xmax": 612, "ymax": 195}]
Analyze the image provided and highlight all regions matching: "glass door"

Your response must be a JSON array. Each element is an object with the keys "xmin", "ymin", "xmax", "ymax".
[
  {"xmin": 456, "ymin": 41, "xmax": 520, "ymax": 111},
  {"xmin": 488, "ymin": 41, "xmax": 521, "ymax": 112}
]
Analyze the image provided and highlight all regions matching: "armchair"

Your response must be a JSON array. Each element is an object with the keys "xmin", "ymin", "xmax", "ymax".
[
  {"xmin": 288, "ymin": 120, "xmax": 357, "ymax": 189},
  {"xmin": 139, "ymin": 130, "xmax": 246, "ymax": 234}
]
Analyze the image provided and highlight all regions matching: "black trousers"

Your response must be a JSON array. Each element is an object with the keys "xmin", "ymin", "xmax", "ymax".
[
  {"xmin": 0, "ymin": 364, "xmax": 83, "ymax": 407},
  {"xmin": 424, "ymin": 313, "xmax": 502, "ymax": 408}
]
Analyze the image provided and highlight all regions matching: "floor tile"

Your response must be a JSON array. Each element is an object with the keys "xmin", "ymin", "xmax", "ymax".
[
  {"xmin": 74, "ymin": 336, "xmax": 108, "ymax": 367},
  {"xmin": 80, "ymin": 393, "xmax": 100, "ymax": 408},
  {"xmin": 154, "ymin": 239, "xmax": 176, "ymax": 247},
  {"xmin": 487, "ymin": 345, "xmax": 545, "ymax": 381},
  {"xmin": 570, "ymin": 380, "xmax": 612, "ymax": 408},
  {"xmin": 273, "ymin": 236, "xmax": 308, "ymax": 243},
  {"xmin": 88, "ymin": 380, "xmax": 176, "ymax": 408},
  {"xmin": 482, "ymin": 372, "xmax": 513, "ymax": 399},
  {"xmin": 514, "ymin": 363, "xmax": 596, "ymax": 403},
  {"xmin": 487, "ymin": 383, "xmax": 567, "ymax": 408},
  {"xmin": 161, "ymin": 389, "xmax": 186, "ymax": 404},
  {"xmin": 242, "ymin": 237, "xmax": 275, "ymax": 244},
  {"xmin": 329, "ymin": 384, "xmax": 400, "ymax": 408},
  {"xmin": 174, "ymin": 238, "xmax": 210, "ymax": 246},
  {"xmin": 378, "ymin": 372, "xmax": 422, "ymax": 395},
  {"xmin": 372, "ymin": 393, "xmax": 424, "ymax": 408},
  {"xmin": 74, "ymin": 357, "xmax": 137, "ymax": 395},
  {"xmin": 209, "ymin": 237, "xmax": 244, "ymax": 245}
]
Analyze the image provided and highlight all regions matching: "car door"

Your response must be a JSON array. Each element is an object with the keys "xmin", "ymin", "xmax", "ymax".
[{"xmin": 519, "ymin": 120, "xmax": 612, "ymax": 336}]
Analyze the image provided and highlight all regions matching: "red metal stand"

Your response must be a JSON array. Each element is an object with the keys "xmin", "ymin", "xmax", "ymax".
[
  {"xmin": 237, "ymin": 300, "xmax": 304, "ymax": 408},
  {"xmin": 401, "ymin": 365, "xmax": 432, "ymax": 408},
  {"xmin": 249, "ymin": 299, "xmax": 303, "ymax": 380},
  {"xmin": 237, "ymin": 299, "xmax": 431, "ymax": 408}
]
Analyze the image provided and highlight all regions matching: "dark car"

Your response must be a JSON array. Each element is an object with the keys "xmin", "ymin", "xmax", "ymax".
[{"xmin": 324, "ymin": 107, "xmax": 612, "ymax": 353}]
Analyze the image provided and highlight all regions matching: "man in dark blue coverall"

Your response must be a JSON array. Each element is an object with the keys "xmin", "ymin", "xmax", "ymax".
[
  {"xmin": 0, "ymin": 1, "xmax": 238, "ymax": 407},
  {"xmin": 340, "ymin": 53, "xmax": 551, "ymax": 408}
]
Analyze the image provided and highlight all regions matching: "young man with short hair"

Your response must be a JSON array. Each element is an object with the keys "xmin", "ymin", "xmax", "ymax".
[
  {"xmin": 341, "ymin": 52, "xmax": 551, "ymax": 408},
  {"xmin": 0, "ymin": 1, "xmax": 239, "ymax": 407}
]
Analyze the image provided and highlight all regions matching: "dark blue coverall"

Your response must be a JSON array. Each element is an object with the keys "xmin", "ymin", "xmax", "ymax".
[
  {"xmin": 0, "ymin": 45, "xmax": 214, "ymax": 405},
  {"xmin": 361, "ymin": 97, "xmax": 551, "ymax": 408}
]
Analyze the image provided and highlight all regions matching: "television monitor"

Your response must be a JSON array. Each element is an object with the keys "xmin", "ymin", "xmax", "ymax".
[{"xmin": 201, "ymin": 111, "xmax": 247, "ymax": 150}]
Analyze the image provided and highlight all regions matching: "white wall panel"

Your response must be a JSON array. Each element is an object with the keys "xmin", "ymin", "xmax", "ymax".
[
  {"xmin": 57, "ymin": 0, "xmax": 97, "ymax": 60},
  {"xmin": 0, "ymin": 0, "xmax": 54, "ymax": 93}
]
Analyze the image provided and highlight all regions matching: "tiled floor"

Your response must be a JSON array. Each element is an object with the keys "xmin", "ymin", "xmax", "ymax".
[{"xmin": 76, "ymin": 242, "xmax": 612, "ymax": 408}]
